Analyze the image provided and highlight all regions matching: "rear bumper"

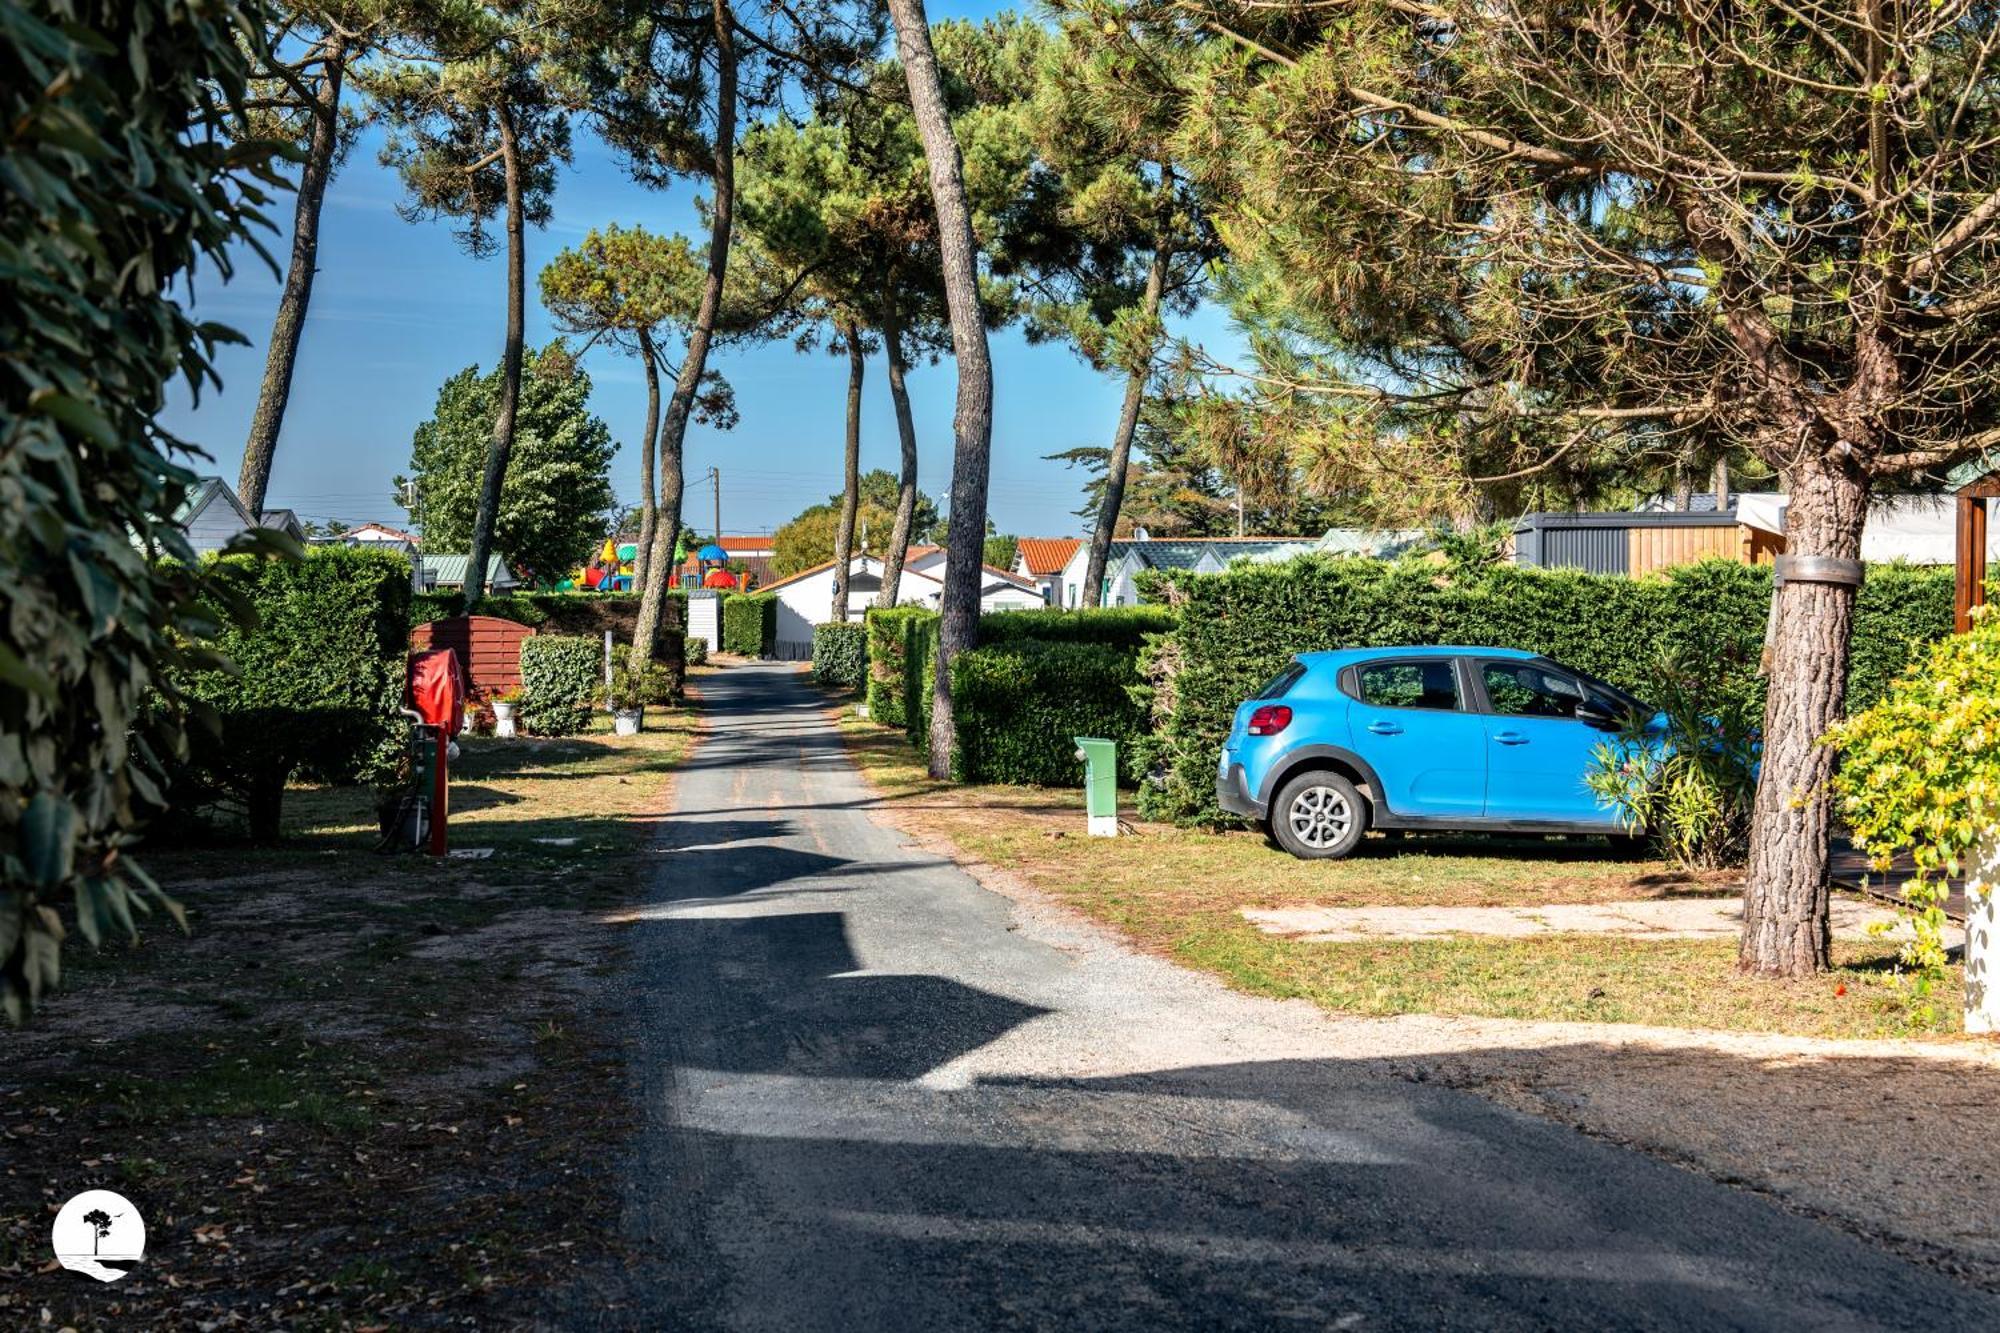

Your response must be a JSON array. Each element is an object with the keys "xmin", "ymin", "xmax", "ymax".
[{"xmin": 1216, "ymin": 762, "xmax": 1265, "ymax": 820}]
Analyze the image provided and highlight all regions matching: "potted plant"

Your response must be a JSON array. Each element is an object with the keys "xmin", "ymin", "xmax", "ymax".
[
  {"xmin": 492, "ymin": 687, "xmax": 524, "ymax": 737},
  {"xmin": 606, "ymin": 671, "xmax": 645, "ymax": 736}
]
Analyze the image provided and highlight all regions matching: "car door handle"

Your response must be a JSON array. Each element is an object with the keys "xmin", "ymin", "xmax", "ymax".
[
  {"xmin": 1366, "ymin": 721, "xmax": 1403, "ymax": 735},
  {"xmin": 1493, "ymin": 731, "xmax": 1529, "ymax": 745}
]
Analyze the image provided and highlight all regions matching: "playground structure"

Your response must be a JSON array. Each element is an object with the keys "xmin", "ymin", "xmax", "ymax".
[{"xmin": 557, "ymin": 536, "xmax": 755, "ymax": 593}]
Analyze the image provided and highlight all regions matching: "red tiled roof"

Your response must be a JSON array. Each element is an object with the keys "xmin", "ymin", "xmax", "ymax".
[{"xmin": 1015, "ymin": 537, "xmax": 1081, "ymax": 576}]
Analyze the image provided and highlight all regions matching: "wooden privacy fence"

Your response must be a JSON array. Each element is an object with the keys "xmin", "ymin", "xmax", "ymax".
[{"xmin": 410, "ymin": 615, "xmax": 536, "ymax": 700}]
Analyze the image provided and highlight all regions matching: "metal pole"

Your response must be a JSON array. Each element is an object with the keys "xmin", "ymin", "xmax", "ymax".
[
  {"xmin": 710, "ymin": 467, "xmax": 722, "ymax": 542},
  {"xmin": 428, "ymin": 727, "xmax": 448, "ymax": 856}
]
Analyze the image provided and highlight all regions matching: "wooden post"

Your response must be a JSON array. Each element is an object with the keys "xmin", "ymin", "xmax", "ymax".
[{"xmin": 1957, "ymin": 495, "xmax": 1987, "ymax": 633}]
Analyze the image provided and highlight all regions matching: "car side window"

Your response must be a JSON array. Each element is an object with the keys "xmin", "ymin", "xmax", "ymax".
[
  {"xmin": 1482, "ymin": 662, "xmax": 1584, "ymax": 718},
  {"xmin": 1254, "ymin": 663, "xmax": 1307, "ymax": 700},
  {"xmin": 1353, "ymin": 661, "xmax": 1461, "ymax": 711}
]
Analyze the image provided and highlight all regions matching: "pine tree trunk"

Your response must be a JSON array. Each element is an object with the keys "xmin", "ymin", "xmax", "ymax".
[
  {"xmin": 237, "ymin": 34, "xmax": 347, "ymax": 517},
  {"xmin": 246, "ymin": 771, "xmax": 286, "ymax": 844},
  {"xmin": 631, "ymin": 0, "xmax": 736, "ymax": 665},
  {"xmin": 889, "ymin": 0, "xmax": 994, "ymax": 779},
  {"xmin": 1739, "ymin": 456, "xmax": 1869, "ymax": 976},
  {"xmin": 463, "ymin": 101, "xmax": 526, "ymax": 608},
  {"xmin": 877, "ymin": 283, "xmax": 920, "ymax": 609},
  {"xmin": 1082, "ymin": 235, "xmax": 1171, "ymax": 608},
  {"xmin": 829, "ymin": 319, "xmax": 864, "ymax": 623},
  {"xmin": 632, "ymin": 329, "xmax": 662, "ymax": 595}
]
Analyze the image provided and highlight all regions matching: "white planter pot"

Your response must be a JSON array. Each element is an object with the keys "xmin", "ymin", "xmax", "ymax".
[
  {"xmin": 493, "ymin": 700, "xmax": 517, "ymax": 721},
  {"xmin": 1966, "ymin": 829, "xmax": 2000, "ymax": 1033},
  {"xmin": 495, "ymin": 716, "xmax": 517, "ymax": 738},
  {"xmin": 613, "ymin": 708, "xmax": 643, "ymax": 736}
]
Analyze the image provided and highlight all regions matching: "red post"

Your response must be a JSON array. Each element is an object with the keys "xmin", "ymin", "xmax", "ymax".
[{"xmin": 428, "ymin": 729, "xmax": 449, "ymax": 856}]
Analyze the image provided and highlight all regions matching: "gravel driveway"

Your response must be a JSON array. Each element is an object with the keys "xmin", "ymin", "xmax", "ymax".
[{"xmin": 582, "ymin": 661, "xmax": 1996, "ymax": 1330}]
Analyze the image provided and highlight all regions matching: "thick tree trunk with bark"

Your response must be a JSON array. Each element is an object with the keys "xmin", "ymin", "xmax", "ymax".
[
  {"xmin": 632, "ymin": 1, "xmax": 736, "ymax": 666},
  {"xmin": 463, "ymin": 102, "xmax": 526, "ymax": 607},
  {"xmin": 1082, "ymin": 237, "xmax": 1171, "ymax": 608},
  {"xmin": 888, "ymin": 0, "xmax": 995, "ymax": 779},
  {"xmin": 238, "ymin": 34, "xmax": 347, "ymax": 517},
  {"xmin": 829, "ymin": 320, "xmax": 864, "ymax": 623},
  {"xmin": 631, "ymin": 329, "xmax": 662, "ymax": 595},
  {"xmin": 876, "ymin": 284, "xmax": 920, "ymax": 609},
  {"xmin": 1739, "ymin": 456, "xmax": 1870, "ymax": 976}
]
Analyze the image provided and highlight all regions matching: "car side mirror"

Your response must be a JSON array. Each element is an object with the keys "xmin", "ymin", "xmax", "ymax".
[{"xmin": 1574, "ymin": 700, "xmax": 1619, "ymax": 730}]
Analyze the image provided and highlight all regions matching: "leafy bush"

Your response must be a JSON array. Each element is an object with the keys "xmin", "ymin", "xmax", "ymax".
[
  {"xmin": 723, "ymin": 593, "xmax": 778, "ymax": 657},
  {"xmin": 950, "ymin": 642, "xmax": 1148, "ymax": 785},
  {"xmin": 1138, "ymin": 556, "xmax": 1955, "ymax": 824},
  {"xmin": 2, "ymin": 0, "xmax": 281, "ymax": 1017},
  {"xmin": 607, "ymin": 645, "xmax": 677, "ymax": 705},
  {"xmin": 1587, "ymin": 647, "xmax": 1762, "ymax": 869},
  {"xmin": 519, "ymin": 635, "xmax": 601, "ymax": 735},
  {"xmin": 685, "ymin": 633, "xmax": 709, "ymax": 666},
  {"xmin": 865, "ymin": 607, "xmax": 938, "ymax": 728},
  {"xmin": 811, "ymin": 622, "xmax": 868, "ymax": 689},
  {"xmin": 1828, "ymin": 614, "xmax": 2000, "ymax": 1026},
  {"xmin": 173, "ymin": 548, "xmax": 413, "ymax": 841}
]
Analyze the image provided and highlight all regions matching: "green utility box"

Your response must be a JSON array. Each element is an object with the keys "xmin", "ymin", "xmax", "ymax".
[{"xmin": 1073, "ymin": 737, "xmax": 1118, "ymax": 837}]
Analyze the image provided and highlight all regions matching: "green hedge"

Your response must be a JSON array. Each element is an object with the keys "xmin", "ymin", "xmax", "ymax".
[
  {"xmin": 685, "ymin": 633, "xmax": 709, "ymax": 667},
  {"xmin": 724, "ymin": 593, "xmax": 778, "ymax": 657},
  {"xmin": 978, "ymin": 605, "xmax": 1176, "ymax": 647},
  {"xmin": 173, "ymin": 548, "xmax": 412, "ymax": 840},
  {"xmin": 949, "ymin": 641, "xmax": 1148, "ymax": 785},
  {"xmin": 1137, "ymin": 555, "xmax": 1957, "ymax": 824},
  {"xmin": 519, "ymin": 634, "xmax": 601, "ymax": 735},
  {"xmin": 865, "ymin": 607, "xmax": 937, "ymax": 729},
  {"xmin": 811, "ymin": 622, "xmax": 868, "ymax": 689}
]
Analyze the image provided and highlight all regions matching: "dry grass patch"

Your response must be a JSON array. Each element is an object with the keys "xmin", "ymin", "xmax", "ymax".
[
  {"xmin": 1, "ymin": 706, "xmax": 701, "ymax": 1329},
  {"xmin": 840, "ymin": 714, "xmax": 1957, "ymax": 1040}
]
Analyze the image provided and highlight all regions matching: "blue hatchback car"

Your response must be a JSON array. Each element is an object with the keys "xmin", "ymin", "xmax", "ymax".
[{"xmin": 1216, "ymin": 647, "xmax": 1654, "ymax": 859}]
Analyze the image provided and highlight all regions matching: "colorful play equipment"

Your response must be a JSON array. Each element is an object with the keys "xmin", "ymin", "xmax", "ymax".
[{"xmin": 555, "ymin": 534, "xmax": 754, "ymax": 594}]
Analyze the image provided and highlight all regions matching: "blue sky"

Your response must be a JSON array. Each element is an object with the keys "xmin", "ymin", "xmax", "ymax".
[{"xmin": 159, "ymin": 1, "xmax": 1237, "ymax": 541}]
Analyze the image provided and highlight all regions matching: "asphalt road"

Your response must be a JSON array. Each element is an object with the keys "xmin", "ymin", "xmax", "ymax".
[{"xmin": 592, "ymin": 660, "xmax": 1994, "ymax": 1331}]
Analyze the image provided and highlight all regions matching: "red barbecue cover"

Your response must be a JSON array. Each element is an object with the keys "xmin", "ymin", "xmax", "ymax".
[{"xmin": 407, "ymin": 647, "xmax": 466, "ymax": 737}]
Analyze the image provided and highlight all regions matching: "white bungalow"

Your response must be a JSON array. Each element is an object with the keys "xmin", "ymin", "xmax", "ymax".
[{"xmin": 758, "ymin": 552, "xmax": 1044, "ymax": 659}]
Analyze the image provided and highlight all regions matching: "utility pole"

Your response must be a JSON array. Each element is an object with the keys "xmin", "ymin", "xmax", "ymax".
[{"xmin": 706, "ymin": 466, "xmax": 721, "ymax": 542}]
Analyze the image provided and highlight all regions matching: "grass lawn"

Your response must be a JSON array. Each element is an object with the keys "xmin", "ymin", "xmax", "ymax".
[
  {"xmin": 1, "ymin": 702, "xmax": 701, "ymax": 1329},
  {"xmin": 839, "ymin": 712, "xmax": 1958, "ymax": 1040}
]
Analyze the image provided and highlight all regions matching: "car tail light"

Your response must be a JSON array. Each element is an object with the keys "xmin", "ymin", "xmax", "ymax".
[{"xmin": 1247, "ymin": 704, "xmax": 1292, "ymax": 736}]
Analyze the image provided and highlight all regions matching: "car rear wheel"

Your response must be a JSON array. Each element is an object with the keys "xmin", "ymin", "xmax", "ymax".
[{"xmin": 1269, "ymin": 770, "xmax": 1368, "ymax": 860}]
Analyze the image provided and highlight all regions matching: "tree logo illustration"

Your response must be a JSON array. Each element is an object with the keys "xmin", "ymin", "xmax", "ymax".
[
  {"xmin": 83, "ymin": 1208, "xmax": 112, "ymax": 1254},
  {"xmin": 51, "ymin": 1189, "xmax": 145, "ymax": 1283}
]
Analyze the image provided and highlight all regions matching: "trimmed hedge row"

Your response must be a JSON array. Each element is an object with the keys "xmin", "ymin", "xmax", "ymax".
[
  {"xmin": 173, "ymin": 547, "xmax": 412, "ymax": 840},
  {"xmin": 811, "ymin": 622, "xmax": 868, "ymax": 689},
  {"xmin": 861, "ymin": 605, "xmax": 1161, "ymax": 782},
  {"xmin": 949, "ymin": 641, "xmax": 1148, "ymax": 785},
  {"xmin": 865, "ymin": 607, "xmax": 938, "ymax": 729},
  {"xmin": 1137, "ymin": 556, "xmax": 1957, "ymax": 824},
  {"xmin": 978, "ymin": 606, "xmax": 1176, "ymax": 646},
  {"xmin": 723, "ymin": 593, "xmax": 777, "ymax": 657},
  {"xmin": 519, "ymin": 634, "xmax": 601, "ymax": 736}
]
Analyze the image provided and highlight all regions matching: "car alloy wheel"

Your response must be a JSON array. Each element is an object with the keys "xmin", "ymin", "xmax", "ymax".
[{"xmin": 1286, "ymin": 784, "xmax": 1352, "ymax": 850}]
